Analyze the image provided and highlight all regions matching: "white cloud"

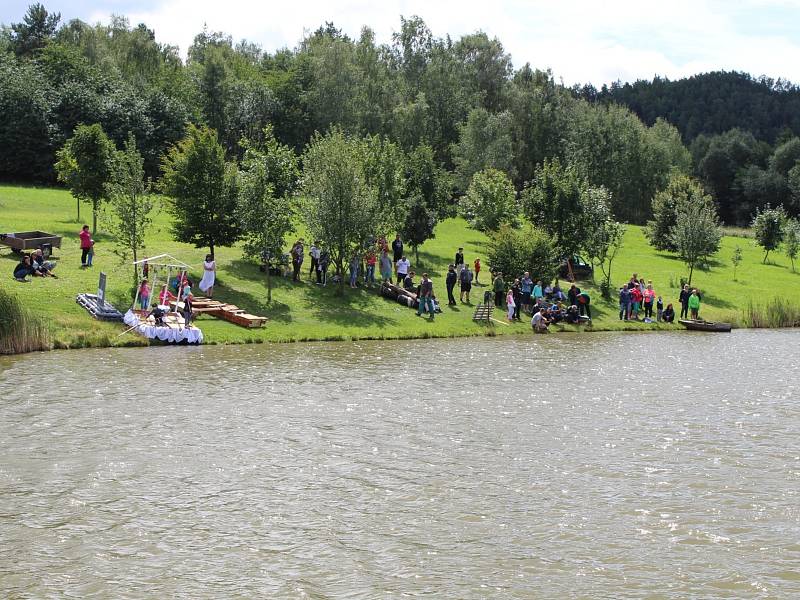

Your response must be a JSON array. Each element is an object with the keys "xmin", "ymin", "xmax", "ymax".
[{"xmin": 88, "ymin": 0, "xmax": 800, "ymax": 84}]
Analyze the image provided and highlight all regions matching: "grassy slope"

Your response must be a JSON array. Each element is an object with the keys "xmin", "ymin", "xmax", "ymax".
[{"xmin": 1, "ymin": 184, "xmax": 797, "ymax": 349}]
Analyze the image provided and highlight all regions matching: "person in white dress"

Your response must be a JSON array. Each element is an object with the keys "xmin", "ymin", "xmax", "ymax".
[{"xmin": 198, "ymin": 254, "xmax": 216, "ymax": 298}]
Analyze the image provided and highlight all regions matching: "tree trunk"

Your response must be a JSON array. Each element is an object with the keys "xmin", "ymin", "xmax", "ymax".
[
  {"xmin": 92, "ymin": 199, "xmax": 98, "ymax": 233},
  {"xmin": 77, "ymin": 197, "xmax": 81, "ymax": 223},
  {"xmin": 133, "ymin": 247, "xmax": 138, "ymax": 283},
  {"xmin": 335, "ymin": 258, "xmax": 344, "ymax": 295},
  {"xmin": 267, "ymin": 267, "xmax": 272, "ymax": 303},
  {"xmin": 688, "ymin": 263, "xmax": 694, "ymax": 286},
  {"xmin": 763, "ymin": 250, "xmax": 769, "ymax": 264},
  {"xmin": 414, "ymin": 244, "xmax": 419, "ymax": 267},
  {"xmin": 209, "ymin": 242, "xmax": 215, "ymax": 261}
]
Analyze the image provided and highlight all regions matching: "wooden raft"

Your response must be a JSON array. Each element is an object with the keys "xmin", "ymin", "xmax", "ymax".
[
  {"xmin": 172, "ymin": 297, "xmax": 267, "ymax": 328},
  {"xmin": 472, "ymin": 303, "xmax": 493, "ymax": 322}
]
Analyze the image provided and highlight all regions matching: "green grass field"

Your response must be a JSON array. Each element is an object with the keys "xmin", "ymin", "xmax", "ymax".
[{"xmin": 1, "ymin": 184, "xmax": 798, "ymax": 350}]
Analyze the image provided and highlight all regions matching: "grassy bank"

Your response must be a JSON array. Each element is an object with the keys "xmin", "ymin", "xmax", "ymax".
[{"xmin": 1, "ymin": 184, "xmax": 798, "ymax": 350}]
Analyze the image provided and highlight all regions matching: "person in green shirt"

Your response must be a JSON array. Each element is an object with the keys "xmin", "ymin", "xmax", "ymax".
[
  {"xmin": 493, "ymin": 272, "xmax": 505, "ymax": 307},
  {"xmin": 688, "ymin": 289, "xmax": 701, "ymax": 319}
]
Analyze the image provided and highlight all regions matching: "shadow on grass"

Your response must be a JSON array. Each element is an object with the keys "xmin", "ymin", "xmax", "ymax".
[{"xmin": 700, "ymin": 293, "xmax": 735, "ymax": 309}]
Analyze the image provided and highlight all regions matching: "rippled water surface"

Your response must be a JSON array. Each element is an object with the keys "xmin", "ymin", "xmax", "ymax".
[{"xmin": 1, "ymin": 331, "xmax": 799, "ymax": 598}]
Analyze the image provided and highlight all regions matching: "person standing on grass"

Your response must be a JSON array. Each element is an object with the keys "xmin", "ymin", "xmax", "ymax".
[
  {"xmin": 291, "ymin": 239, "xmax": 304, "ymax": 282},
  {"xmin": 392, "ymin": 235, "xmax": 404, "ymax": 268},
  {"xmin": 506, "ymin": 287, "xmax": 516, "ymax": 321},
  {"xmin": 364, "ymin": 248, "xmax": 376, "ymax": 287},
  {"xmin": 679, "ymin": 284, "xmax": 691, "ymax": 319},
  {"xmin": 493, "ymin": 272, "xmax": 505, "ymax": 307},
  {"xmin": 520, "ymin": 272, "xmax": 533, "ymax": 312},
  {"xmin": 630, "ymin": 284, "xmax": 642, "ymax": 320},
  {"xmin": 460, "ymin": 263, "xmax": 473, "ymax": 303},
  {"xmin": 396, "ymin": 255, "xmax": 411, "ymax": 285},
  {"xmin": 643, "ymin": 284, "xmax": 655, "ymax": 319},
  {"xmin": 379, "ymin": 249, "xmax": 392, "ymax": 283},
  {"xmin": 454, "ymin": 247, "xmax": 465, "ymax": 278},
  {"xmin": 445, "ymin": 264, "xmax": 457, "ymax": 305},
  {"xmin": 656, "ymin": 296, "xmax": 664, "ymax": 322},
  {"xmin": 416, "ymin": 273, "xmax": 435, "ymax": 320},
  {"xmin": 79, "ymin": 225, "xmax": 92, "ymax": 268},
  {"xmin": 511, "ymin": 278, "xmax": 522, "ymax": 321},
  {"xmin": 309, "ymin": 241, "xmax": 320, "ymax": 282},
  {"xmin": 474, "ymin": 258, "xmax": 481, "ymax": 284},
  {"xmin": 138, "ymin": 280, "xmax": 151, "ymax": 311},
  {"xmin": 532, "ymin": 279, "xmax": 543, "ymax": 305},
  {"xmin": 199, "ymin": 254, "xmax": 216, "ymax": 298},
  {"xmin": 318, "ymin": 248, "xmax": 330, "ymax": 286},
  {"xmin": 688, "ymin": 289, "xmax": 701, "ymax": 319},
  {"xmin": 349, "ymin": 252, "xmax": 360, "ymax": 288},
  {"xmin": 619, "ymin": 286, "xmax": 631, "ymax": 320}
]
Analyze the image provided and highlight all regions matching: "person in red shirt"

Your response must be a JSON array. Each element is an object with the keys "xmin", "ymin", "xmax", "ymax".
[
  {"xmin": 79, "ymin": 225, "xmax": 92, "ymax": 268},
  {"xmin": 630, "ymin": 285, "xmax": 643, "ymax": 320},
  {"xmin": 474, "ymin": 258, "xmax": 481, "ymax": 284}
]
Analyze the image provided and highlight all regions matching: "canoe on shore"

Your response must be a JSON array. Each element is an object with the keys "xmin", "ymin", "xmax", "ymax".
[{"xmin": 679, "ymin": 319, "xmax": 732, "ymax": 332}]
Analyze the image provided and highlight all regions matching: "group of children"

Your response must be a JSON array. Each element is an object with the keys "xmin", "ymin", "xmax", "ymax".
[{"xmin": 618, "ymin": 274, "xmax": 676, "ymax": 323}]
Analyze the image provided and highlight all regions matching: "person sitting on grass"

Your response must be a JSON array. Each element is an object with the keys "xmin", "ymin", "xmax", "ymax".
[
  {"xmin": 564, "ymin": 305, "xmax": 581, "ymax": 324},
  {"xmin": 31, "ymin": 249, "xmax": 57, "ymax": 277},
  {"xmin": 13, "ymin": 255, "xmax": 37, "ymax": 281},
  {"xmin": 662, "ymin": 303, "xmax": 675, "ymax": 323},
  {"xmin": 403, "ymin": 270, "xmax": 416, "ymax": 293}
]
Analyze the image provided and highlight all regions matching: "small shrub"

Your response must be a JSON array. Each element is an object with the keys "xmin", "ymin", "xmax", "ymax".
[{"xmin": 0, "ymin": 288, "xmax": 51, "ymax": 354}]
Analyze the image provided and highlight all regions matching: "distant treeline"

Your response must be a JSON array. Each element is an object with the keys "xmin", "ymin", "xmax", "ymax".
[{"xmin": 1, "ymin": 4, "xmax": 799, "ymax": 225}]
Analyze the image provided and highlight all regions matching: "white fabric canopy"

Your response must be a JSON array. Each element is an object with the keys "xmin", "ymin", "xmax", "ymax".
[{"xmin": 123, "ymin": 310, "xmax": 203, "ymax": 344}]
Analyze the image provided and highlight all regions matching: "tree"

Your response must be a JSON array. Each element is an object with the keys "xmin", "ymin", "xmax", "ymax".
[
  {"xmin": 11, "ymin": 3, "xmax": 60, "ymax": 57},
  {"xmin": 461, "ymin": 168, "xmax": 517, "ymax": 231},
  {"xmin": 237, "ymin": 127, "xmax": 299, "ymax": 302},
  {"xmin": 582, "ymin": 186, "xmax": 625, "ymax": 297},
  {"xmin": 646, "ymin": 173, "xmax": 714, "ymax": 252},
  {"xmin": 783, "ymin": 219, "xmax": 799, "ymax": 272},
  {"xmin": 670, "ymin": 200, "xmax": 722, "ymax": 285},
  {"xmin": 731, "ymin": 246, "xmax": 742, "ymax": 281},
  {"xmin": 301, "ymin": 128, "xmax": 377, "ymax": 292},
  {"xmin": 451, "ymin": 107, "xmax": 515, "ymax": 190},
  {"xmin": 751, "ymin": 205, "xmax": 786, "ymax": 264},
  {"xmin": 54, "ymin": 123, "xmax": 116, "ymax": 230},
  {"xmin": 521, "ymin": 158, "xmax": 586, "ymax": 259},
  {"xmin": 161, "ymin": 124, "xmax": 241, "ymax": 258},
  {"xmin": 106, "ymin": 133, "xmax": 155, "ymax": 281},
  {"xmin": 405, "ymin": 143, "xmax": 452, "ymax": 220},
  {"xmin": 400, "ymin": 194, "xmax": 437, "ymax": 265},
  {"xmin": 487, "ymin": 224, "xmax": 558, "ymax": 284}
]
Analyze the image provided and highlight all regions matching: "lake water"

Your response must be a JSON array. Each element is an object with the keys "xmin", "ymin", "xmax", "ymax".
[{"xmin": 1, "ymin": 331, "xmax": 799, "ymax": 598}]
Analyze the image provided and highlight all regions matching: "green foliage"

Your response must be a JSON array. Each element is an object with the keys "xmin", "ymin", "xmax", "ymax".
[
  {"xmin": 362, "ymin": 135, "xmax": 407, "ymax": 229},
  {"xmin": 400, "ymin": 195, "xmax": 437, "ymax": 265},
  {"xmin": 237, "ymin": 130, "xmax": 297, "ymax": 302},
  {"xmin": 451, "ymin": 107, "xmax": 515, "ymax": 190},
  {"xmin": 784, "ymin": 219, "xmax": 799, "ymax": 272},
  {"xmin": 301, "ymin": 128, "xmax": 378, "ymax": 291},
  {"xmin": 751, "ymin": 205, "xmax": 786, "ymax": 263},
  {"xmin": 405, "ymin": 143, "xmax": 452, "ymax": 219},
  {"xmin": 0, "ymin": 288, "xmax": 51, "ymax": 354},
  {"xmin": 670, "ymin": 198, "xmax": 722, "ymax": 284},
  {"xmin": 582, "ymin": 186, "xmax": 625, "ymax": 295},
  {"xmin": 769, "ymin": 137, "xmax": 800, "ymax": 176},
  {"xmin": 461, "ymin": 168, "xmax": 517, "ymax": 231},
  {"xmin": 54, "ymin": 122, "xmax": 116, "ymax": 229},
  {"xmin": 646, "ymin": 173, "xmax": 714, "ymax": 252},
  {"xmin": 106, "ymin": 133, "xmax": 155, "ymax": 278},
  {"xmin": 487, "ymin": 224, "xmax": 558, "ymax": 284},
  {"xmin": 731, "ymin": 246, "xmax": 743, "ymax": 280},
  {"xmin": 161, "ymin": 124, "xmax": 241, "ymax": 258},
  {"xmin": 521, "ymin": 158, "xmax": 586, "ymax": 257},
  {"xmin": 10, "ymin": 3, "xmax": 60, "ymax": 57}
]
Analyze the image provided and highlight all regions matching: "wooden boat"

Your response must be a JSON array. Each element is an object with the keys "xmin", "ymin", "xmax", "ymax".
[{"xmin": 679, "ymin": 319, "xmax": 732, "ymax": 332}]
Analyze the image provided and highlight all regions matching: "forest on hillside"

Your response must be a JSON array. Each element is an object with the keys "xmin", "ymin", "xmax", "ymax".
[{"xmin": 2, "ymin": 4, "xmax": 800, "ymax": 225}]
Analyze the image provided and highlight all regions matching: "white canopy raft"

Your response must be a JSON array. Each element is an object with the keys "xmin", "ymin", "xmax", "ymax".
[{"xmin": 122, "ymin": 254, "xmax": 203, "ymax": 344}]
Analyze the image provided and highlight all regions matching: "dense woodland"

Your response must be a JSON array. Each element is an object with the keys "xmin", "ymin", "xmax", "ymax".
[{"xmin": 2, "ymin": 4, "xmax": 800, "ymax": 226}]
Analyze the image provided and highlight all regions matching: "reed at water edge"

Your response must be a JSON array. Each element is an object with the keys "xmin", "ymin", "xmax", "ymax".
[
  {"xmin": 0, "ymin": 288, "xmax": 52, "ymax": 354},
  {"xmin": 739, "ymin": 297, "xmax": 800, "ymax": 328}
]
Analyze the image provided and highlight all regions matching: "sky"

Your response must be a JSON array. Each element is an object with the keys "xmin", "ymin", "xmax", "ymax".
[{"xmin": 4, "ymin": 0, "xmax": 800, "ymax": 85}]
